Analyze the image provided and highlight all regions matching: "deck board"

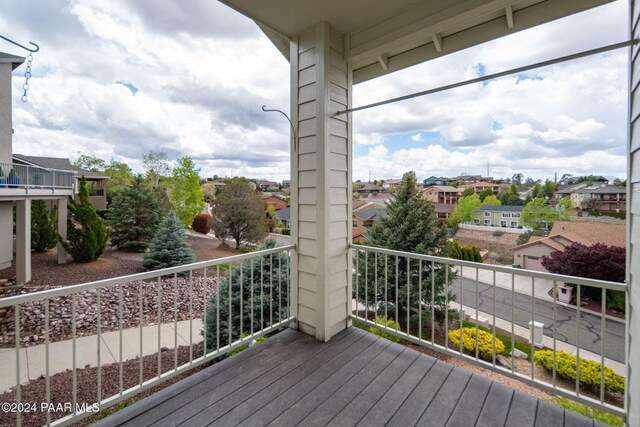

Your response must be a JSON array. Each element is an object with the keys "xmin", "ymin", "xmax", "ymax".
[{"xmin": 95, "ymin": 327, "xmax": 600, "ymax": 427}]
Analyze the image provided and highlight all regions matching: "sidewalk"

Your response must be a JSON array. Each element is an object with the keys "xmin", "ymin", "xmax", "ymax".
[{"xmin": 0, "ymin": 319, "xmax": 203, "ymax": 392}]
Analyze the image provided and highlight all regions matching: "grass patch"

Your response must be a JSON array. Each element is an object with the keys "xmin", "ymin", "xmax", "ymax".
[
  {"xmin": 93, "ymin": 398, "xmax": 140, "ymax": 421},
  {"xmin": 353, "ymin": 317, "xmax": 411, "ymax": 345},
  {"xmin": 550, "ymin": 397, "xmax": 623, "ymax": 427},
  {"xmin": 462, "ymin": 320, "xmax": 532, "ymax": 360},
  {"xmin": 226, "ymin": 336, "xmax": 267, "ymax": 357}
]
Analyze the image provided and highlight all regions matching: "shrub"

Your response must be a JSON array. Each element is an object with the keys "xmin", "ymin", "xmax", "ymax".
[
  {"xmin": 607, "ymin": 290, "xmax": 625, "ymax": 312},
  {"xmin": 448, "ymin": 327, "xmax": 505, "ymax": 359},
  {"xmin": 95, "ymin": 209, "xmax": 109, "ymax": 220},
  {"xmin": 353, "ymin": 316, "xmax": 410, "ymax": 344},
  {"xmin": 31, "ymin": 200, "xmax": 58, "ymax": 252},
  {"xmin": 534, "ymin": 350, "xmax": 624, "ymax": 394},
  {"xmin": 282, "ymin": 228, "xmax": 290, "ymax": 235},
  {"xmin": 192, "ymin": 213, "xmax": 212, "ymax": 234},
  {"xmin": 60, "ymin": 177, "xmax": 109, "ymax": 262},
  {"xmin": 492, "ymin": 230, "xmax": 503, "ymax": 236},
  {"xmin": 142, "ymin": 211, "xmax": 195, "ymax": 271},
  {"xmin": 204, "ymin": 239, "xmax": 288, "ymax": 352}
]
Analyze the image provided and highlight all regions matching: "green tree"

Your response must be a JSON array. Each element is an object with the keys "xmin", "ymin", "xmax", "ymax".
[
  {"xmin": 59, "ymin": 177, "xmax": 110, "ymax": 262},
  {"xmin": 142, "ymin": 150, "xmax": 171, "ymax": 189},
  {"xmin": 450, "ymin": 193, "xmax": 481, "ymax": 224},
  {"xmin": 170, "ymin": 157, "xmax": 204, "ymax": 227},
  {"xmin": 478, "ymin": 188, "xmax": 493, "ymax": 202},
  {"xmin": 142, "ymin": 210, "xmax": 195, "ymax": 271},
  {"xmin": 541, "ymin": 180, "xmax": 558, "ymax": 199},
  {"xmin": 460, "ymin": 187, "xmax": 475, "ymax": 197},
  {"xmin": 31, "ymin": 200, "xmax": 57, "ymax": 251},
  {"xmin": 521, "ymin": 197, "xmax": 558, "ymax": 230},
  {"xmin": 103, "ymin": 160, "xmax": 133, "ymax": 200},
  {"xmin": 204, "ymin": 239, "xmax": 288, "ymax": 351},
  {"xmin": 212, "ymin": 178, "xmax": 267, "ymax": 248},
  {"xmin": 556, "ymin": 197, "xmax": 573, "ymax": 219},
  {"xmin": 498, "ymin": 183, "xmax": 524, "ymax": 206},
  {"xmin": 72, "ymin": 154, "xmax": 106, "ymax": 172},
  {"xmin": 108, "ymin": 175, "xmax": 164, "ymax": 251},
  {"xmin": 359, "ymin": 171, "xmax": 455, "ymax": 324},
  {"xmin": 481, "ymin": 194, "xmax": 501, "ymax": 206}
]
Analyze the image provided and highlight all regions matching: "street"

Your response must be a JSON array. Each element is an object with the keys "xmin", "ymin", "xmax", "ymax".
[{"xmin": 449, "ymin": 278, "xmax": 626, "ymax": 363}]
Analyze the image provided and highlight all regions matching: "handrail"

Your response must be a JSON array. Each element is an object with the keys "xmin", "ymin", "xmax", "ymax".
[
  {"xmin": 0, "ymin": 245, "xmax": 295, "ymax": 307},
  {"xmin": 350, "ymin": 244, "xmax": 627, "ymax": 292}
]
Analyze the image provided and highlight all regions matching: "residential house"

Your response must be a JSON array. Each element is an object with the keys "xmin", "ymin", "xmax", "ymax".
[
  {"xmin": 459, "ymin": 180, "xmax": 501, "ymax": 195},
  {"xmin": 358, "ymin": 182, "xmax": 387, "ymax": 194},
  {"xmin": 469, "ymin": 205, "xmax": 524, "ymax": 228},
  {"xmin": 421, "ymin": 185, "xmax": 462, "ymax": 205},
  {"xmin": 448, "ymin": 174, "xmax": 494, "ymax": 184},
  {"xmin": 360, "ymin": 192, "xmax": 394, "ymax": 205},
  {"xmin": 423, "ymin": 175, "xmax": 449, "ymax": 186},
  {"xmin": 382, "ymin": 178, "xmax": 401, "ymax": 190},
  {"xmin": 0, "ymin": 53, "xmax": 72, "ymax": 284},
  {"xmin": 569, "ymin": 184, "xmax": 626, "ymax": 213},
  {"xmin": 262, "ymin": 193, "xmax": 288, "ymax": 211},
  {"xmin": 352, "ymin": 207, "xmax": 386, "ymax": 243},
  {"xmin": 12, "ymin": 154, "xmax": 109, "ymax": 209},
  {"xmin": 281, "ymin": 179, "xmax": 291, "ymax": 189},
  {"xmin": 513, "ymin": 220, "xmax": 626, "ymax": 272},
  {"xmin": 258, "ymin": 180, "xmax": 279, "ymax": 191},
  {"xmin": 275, "ymin": 206, "xmax": 291, "ymax": 229},
  {"xmin": 434, "ymin": 203, "xmax": 455, "ymax": 221}
]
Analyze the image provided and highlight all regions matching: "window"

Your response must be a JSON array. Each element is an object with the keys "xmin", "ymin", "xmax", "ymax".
[
  {"xmin": 501, "ymin": 212, "xmax": 511, "ymax": 218},
  {"xmin": 473, "ymin": 219, "xmax": 480, "ymax": 224},
  {"xmin": 512, "ymin": 213, "xmax": 520, "ymax": 218},
  {"xmin": 352, "ymin": 220, "xmax": 357, "ymax": 228},
  {"xmin": 500, "ymin": 220, "xmax": 507, "ymax": 227},
  {"xmin": 484, "ymin": 212, "xmax": 491, "ymax": 217},
  {"xmin": 510, "ymin": 221, "xmax": 518, "ymax": 227},
  {"xmin": 527, "ymin": 256, "xmax": 540, "ymax": 260},
  {"xmin": 484, "ymin": 219, "xmax": 490, "ymax": 225}
]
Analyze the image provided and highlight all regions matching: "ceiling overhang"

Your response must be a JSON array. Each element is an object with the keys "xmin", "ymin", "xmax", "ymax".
[{"xmin": 219, "ymin": 0, "xmax": 613, "ymax": 84}]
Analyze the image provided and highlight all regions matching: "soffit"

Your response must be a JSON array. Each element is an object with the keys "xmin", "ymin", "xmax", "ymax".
[{"xmin": 219, "ymin": 0, "xmax": 613, "ymax": 84}]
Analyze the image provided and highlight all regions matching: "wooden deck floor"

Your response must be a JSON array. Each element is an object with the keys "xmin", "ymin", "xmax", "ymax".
[{"xmin": 95, "ymin": 327, "xmax": 606, "ymax": 427}]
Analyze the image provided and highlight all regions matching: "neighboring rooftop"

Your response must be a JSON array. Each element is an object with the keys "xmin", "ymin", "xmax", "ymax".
[
  {"xmin": 12, "ymin": 154, "xmax": 108, "ymax": 180},
  {"xmin": 517, "ymin": 220, "xmax": 626, "ymax": 251},
  {"xmin": 353, "ymin": 207, "xmax": 386, "ymax": 221}
]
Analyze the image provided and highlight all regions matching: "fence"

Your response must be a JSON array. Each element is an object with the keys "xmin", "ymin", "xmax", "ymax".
[{"xmin": 0, "ymin": 162, "xmax": 74, "ymax": 192}]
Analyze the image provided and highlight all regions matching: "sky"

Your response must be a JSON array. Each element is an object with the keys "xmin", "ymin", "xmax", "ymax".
[{"xmin": 0, "ymin": 0, "xmax": 630, "ymax": 183}]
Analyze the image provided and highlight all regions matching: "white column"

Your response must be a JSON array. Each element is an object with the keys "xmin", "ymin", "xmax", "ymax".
[
  {"xmin": 15, "ymin": 199, "xmax": 31, "ymax": 285},
  {"xmin": 57, "ymin": 198, "xmax": 68, "ymax": 264},
  {"xmin": 627, "ymin": 2, "xmax": 640, "ymax": 425},
  {"xmin": 290, "ymin": 22, "xmax": 352, "ymax": 341},
  {"xmin": 0, "ymin": 202, "xmax": 12, "ymax": 269}
]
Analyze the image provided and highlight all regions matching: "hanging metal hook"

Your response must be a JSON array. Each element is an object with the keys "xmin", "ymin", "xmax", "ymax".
[
  {"xmin": 262, "ymin": 105, "xmax": 298, "ymax": 152},
  {"xmin": 0, "ymin": 35, "xmax": 39, "ymax": 52}
]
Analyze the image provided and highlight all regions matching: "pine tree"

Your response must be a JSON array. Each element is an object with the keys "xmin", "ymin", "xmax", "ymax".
[
  {"xmin": 31, "ymin": 200, "xmax": 57, "ymax": 252},
  {"xmin": 358, "ymin": 171, "xmax": 455, "ymax": 324},
  {"xmin": 142, "ymin": 210, "xmax": 195, "ymax": 271},
  {"xmin": 108, "ymin": 175, "xmax": 163, "ymax": 251},
  {"xmin": 204, "ymin": 239, "xmax": 288, "ymax": 352},
  {"xmin": 60, "ymin": 177, "xmax": 109, "ymax": 262}
]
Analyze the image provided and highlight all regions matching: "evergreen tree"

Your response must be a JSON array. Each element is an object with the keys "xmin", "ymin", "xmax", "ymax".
[
  {"xmin": 108, "ymin": 175, "xmax": 164, "ymax": 251},
  {"xmin": 460, "ymin": 187, "xmax": 475, "ymax": 197},
  {"xmin": 142, "ymin": 211, "xmax": 195, "ymax": 271},
  {"xmin": 171, "ymin": 156, "xmax": 204, "ymax": 226},
  {"xmin": 358, "ymin": 171, "xmax": 455, "ymax": 325},
  {"xmin": 31, "ymin": 200, "xmax": 57, "ymax": 251},
  {"xmin": 204, "ymin": 239, "xmax": 288, "ymax": 351},
  {"xmin": 478, "ymin": 188, "xmax": 493, "ymax": 202},
  {"xmin": 60, "ymin": 176, "xmax": 110, "ymax": 262}
]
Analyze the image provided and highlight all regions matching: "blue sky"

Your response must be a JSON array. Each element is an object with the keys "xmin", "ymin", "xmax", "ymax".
[{"xmin": 0, "ymin": 0, "xmax": 629, "ymax": 182}]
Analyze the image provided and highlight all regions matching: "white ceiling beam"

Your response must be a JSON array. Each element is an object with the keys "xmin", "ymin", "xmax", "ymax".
[
  {"xmin": 432, "ymin": 33, "xmax": 442, "ymax": 52},
  {"xmin": 505, "ymin": 5, "xmax": 514, "ymax": 29},
  {"xmin": 377, "ymin": 54, "xmax": 389, "ymax": 70},
  {"xmin": 352, "ymin": 0, "xmax": 613, "ymax": 84}
]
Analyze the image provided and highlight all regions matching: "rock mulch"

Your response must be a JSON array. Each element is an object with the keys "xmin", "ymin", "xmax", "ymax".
[
  {"xmin": 0, "ymin": 277, "xmax": 218, "ymax": 347},
  {"xmin": 0, "ymin": 343, "xmax": 206, "ymax": 427}
]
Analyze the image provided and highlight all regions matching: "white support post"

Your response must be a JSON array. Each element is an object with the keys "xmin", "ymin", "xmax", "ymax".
[
  {"xmin": 291, "ymin": 22, "xmax": 352, "ymax": 341},
  {"xmin": 0, "ymin": 202, "xmax": 12, "ymax": 270},
  {"xmin": 627, "ymin": 1, "xmax": 640, "ymax": 425},
  {"xmin": 57, "ymin": 197, "xmax": 68, "ymax": 264},
  {"xmin": 15, "ymin": 199, "xmax": 31, "ymax": 285}
]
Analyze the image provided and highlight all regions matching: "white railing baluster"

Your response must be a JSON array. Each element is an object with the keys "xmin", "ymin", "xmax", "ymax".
[
  {"xmin": 15, "ymin": 305, "xmax": 20, "ymax": 427},
  {"xmin": 576, "ymin": 284, "xmax": 581, "ymax": 395},
  {"xmin": 189, "ymin": 271, "xmax": 193, "ymax": 364},
  {"xmin": 600, "ymin": 288, "xmax": 606, "ymax": 404},
  {"xmin": 119, "ymin": 283, "xmax": 124, "ymax": 394},
  {"xmin": 72, "ymin": 293, "xmax": 77, "ymax": 414},
  {"xmin": 45, "ymin": 300, "xmax": 51, "ymax": 426},
  {"xmin": 157, "ymin": 277, "xmax": 161, "ymax": 378},
  {"xmin": 139, "ymin": 281, "xmax": 144, "ymax": 383}
]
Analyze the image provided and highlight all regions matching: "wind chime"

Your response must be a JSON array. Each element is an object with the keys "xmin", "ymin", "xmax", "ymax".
[{"xmin": 0, "ymin": 34, "xmax": 39, "ymax": 102}]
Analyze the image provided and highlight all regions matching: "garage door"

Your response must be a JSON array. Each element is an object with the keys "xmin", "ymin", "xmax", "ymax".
[{"xmin": 523, "ymin": 255, "xmax": 545, "ymax": 272}]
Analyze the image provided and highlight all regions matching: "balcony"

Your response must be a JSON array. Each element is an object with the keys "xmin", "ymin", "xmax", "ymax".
[
  {"xmin": 0, "ymin": 245, "xmax": 624, "ymax": 426},
  {"xmin": 0, "ymin": 162, "xmax": 75, "ymax": 198}
]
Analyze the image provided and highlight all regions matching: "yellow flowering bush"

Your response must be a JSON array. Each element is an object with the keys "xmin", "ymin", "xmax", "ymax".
[
  {"xmin": 448, "ymin": 327, "xmax": 505, "ymax": 359},
  {"xmin": 534, "ymin": 350, "xmax": 624, "ymax": 394}
]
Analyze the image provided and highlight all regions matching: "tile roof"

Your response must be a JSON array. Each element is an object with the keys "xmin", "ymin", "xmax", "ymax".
[{"xmin": 515, "ymin": 220, "xmax": 626, "ymax": 251}]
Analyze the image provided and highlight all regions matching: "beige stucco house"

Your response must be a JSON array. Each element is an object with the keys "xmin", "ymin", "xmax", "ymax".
[{"xmin": 513, "ymin": 220, "xmax": 626, "ymax": 271}]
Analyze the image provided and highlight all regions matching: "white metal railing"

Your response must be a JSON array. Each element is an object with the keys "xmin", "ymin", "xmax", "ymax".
[
  {"xmin": 0, "ymin": 162, "xmax": 75, "ymax": 192},
  {"xmin": 351, "ymin": 244, "xmax": 627, "ymax": 419},
  {"xmin": 0, "ymin": 245, "xmax": 294, "ymax": 426}
]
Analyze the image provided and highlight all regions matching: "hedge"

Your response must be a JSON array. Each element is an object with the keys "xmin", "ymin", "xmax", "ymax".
[
  {"xmin": 448, "ymin": 327, "xmax": 505, "ymax": 359},
  {"xmin": 534, "ymin": 350, "xmax": 624, "ymax": 394}
]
